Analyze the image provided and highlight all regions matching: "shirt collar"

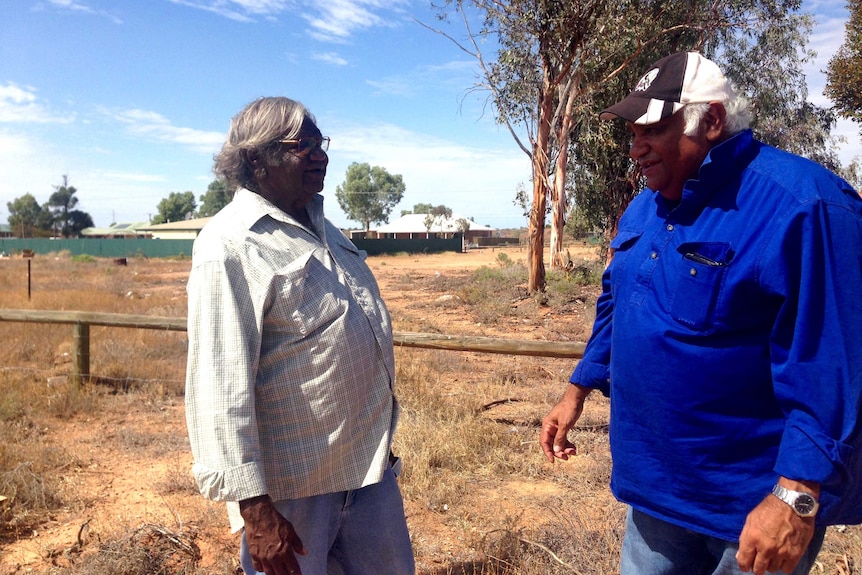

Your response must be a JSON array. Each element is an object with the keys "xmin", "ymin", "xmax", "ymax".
[
  {"xmin": 658, "ymin": 129, "xmax": 758, "ymax": 218},
  {"xmin": 233, "ymin": 188, "xmax": 325, "ymax": 231}
]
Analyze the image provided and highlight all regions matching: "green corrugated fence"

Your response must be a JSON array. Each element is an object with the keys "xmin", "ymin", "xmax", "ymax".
[{"xmin": 0, "ymin": 238, "xmax": 195, "ymax": 258}]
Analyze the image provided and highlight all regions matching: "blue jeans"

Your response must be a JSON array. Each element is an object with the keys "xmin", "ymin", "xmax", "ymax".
[
  {"xmin": 620, "ymin": 507, "xmax": 826, "ymax": 575},
  {"xmin": 240, "ymin": 466, "xmax": 414, "ymax": 575}
]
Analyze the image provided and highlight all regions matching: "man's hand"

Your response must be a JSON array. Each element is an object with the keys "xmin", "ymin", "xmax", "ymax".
[
  {"xmin": 540, "ymin": 384, "xmax": 592, "ymax": 463},
  {"xmin": 736, "ymin": 481, "xmax": 818, "ymax": 575},
  {"xmin": 240, "ymin": 496, "xmax": 308, "ymax": 575}
]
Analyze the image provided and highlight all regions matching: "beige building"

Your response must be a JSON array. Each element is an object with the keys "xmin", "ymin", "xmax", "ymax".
[{"xmin": 137, "ymin": 217, "xmax": 213, "ymax": 240}]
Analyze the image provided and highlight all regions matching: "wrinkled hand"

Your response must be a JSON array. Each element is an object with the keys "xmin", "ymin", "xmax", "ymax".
[
  {"xmin": 736, "ymin": 493, "xmax": 815, "ymax": 575},
  {"xmin": 540, "ymin": 384, "xmax": 592, "ymax": 462},
  {"xmin": 240, "ymin": 496, "xmax": 308, "ymax": 575}
]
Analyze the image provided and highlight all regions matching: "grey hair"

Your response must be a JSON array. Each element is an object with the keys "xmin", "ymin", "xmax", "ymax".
[
  {"xmin": 213, "ymin": 97, "xmax": 315, "ymax": 191},
  {"xmin": 682, "ymin": 85, "xmax": 751, "ymax": 137}
]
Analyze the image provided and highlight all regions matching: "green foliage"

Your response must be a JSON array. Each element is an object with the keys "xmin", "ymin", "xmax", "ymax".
[
  {"xmin": 438, "ymin": 0, "xmax": 845, "ymax": 288},
  {"xmin": 406, "ymin": 202, "xmax": 435, "ymax": 214},
  {"xmin": 152, "ymin": 191, "xmax": 197, "ymax": 225},
  {"xmin": 7, "ymin": 176, "xmax": 94, "ymax": 238},
  {"xmin": 564, "ymin": 205, "xmax": 595, "ymax": 240},
  {"xmin": 335, "ymin": 162, "xmax": 406, "ymax": 231},
  {"xmin": 840, "ymin": 158, "xmax": 862, "ymax": 190},
  {"xmin": 197, "ymin": 179, "xmax": 234, "ymax": 217},
  {"xmin": 46, "ymin": 175, "xmax": 94, "ymax": 237},
  {"xmin": 826, "ymin": 0, "xmax": 862, "ymax": 129},
  {"xmin": 7, "ymin": 193, "xmax": 52, "ymax": 238},
  {"xmin": 420, "ymin": 205, "xmax": 454, "ymax": 232},
  {"xmin": 717, "ymin": 10, "xmax": 847, "ymax": 173},
  {"xmin": 71, "ymin": 254, "xmax": 97, "ymax": 263}
]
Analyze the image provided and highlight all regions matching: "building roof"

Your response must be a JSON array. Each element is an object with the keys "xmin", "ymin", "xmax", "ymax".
[
  {"xmin": 138, "ymin": 217, "xmax": 213, "ymax": 231},
  {"xmin": 372, "ymin": 213, "xmax": 494, "ymax": 234},
  {"xmin": 80, "ymin": 222, "xmax": 151, "ymax": 237}
]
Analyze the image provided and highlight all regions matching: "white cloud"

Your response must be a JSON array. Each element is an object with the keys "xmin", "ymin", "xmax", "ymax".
[
  {"xmin": 168, "ymin": 0, "xmax": 409, "ymax": 42},
  {"xmin": 305, "ymin": 0, "xmax": 385, "ymax": 41},
  {"xmin": 0, "ymin": 83, "xmax": 75, "ymax": 124},
  {"xmin": 313, "ymin": 52, "xmax": 350, "ymax": 66},
  {"xmin": 167, "ymin": 0, "xmax": 257, "ymax": 23},
  {"xmin": 108, "ymin": 108, "xmax": 225, "ymax": 154},
  {"xmin": 47, "ymin": 0, "xmax": 123, "ymax": 24}
]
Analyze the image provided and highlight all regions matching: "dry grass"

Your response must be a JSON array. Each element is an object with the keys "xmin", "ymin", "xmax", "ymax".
[{"xmin": 0, "ymin": 250, "xmax": 860, "ymax": 575}]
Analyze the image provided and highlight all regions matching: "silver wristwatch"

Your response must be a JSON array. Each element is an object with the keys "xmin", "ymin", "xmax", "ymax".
[{"xmin": 771, "ymin": 484, "xmax": 819, "ymax": 517}]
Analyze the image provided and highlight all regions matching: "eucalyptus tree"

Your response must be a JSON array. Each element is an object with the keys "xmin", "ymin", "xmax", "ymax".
[
  {"xmin": 335, "ymin": 162, "xmax": 406, "ymax": 232},
  {"xmin": 428, "ymin": 0, "xmax": 607, "ymax": 291},
  {"xmin": 407, "ymin": 202, "xmax": 436, "ymax": 214},
  {"xmin": 718, "ymin": 8, "xmax": 843, "ymax": 173},
  {"xmin": 431, "ymin": 0, "xmax": 833, "ymax": 291},
  {"xmin": 825, "ymin": 0, "xmax": 862, "ymax": 133},
  {"xmin": 197, "ymin": 179, "xmax": 234, "ymax": 217},
  {"xmin": 570, "ymin": 0, "xmax": 839, "ymax": 255},
  {"xmin": 152, "ymin": 191, "xmax": 197, "ymax": 225},
  {"xmin": 7, "ymin": 193, "xmax": 52, "ymax": 238},
  {"xmin": 424, "ymin": 205, "xmax": 453, "ymax": 232}
]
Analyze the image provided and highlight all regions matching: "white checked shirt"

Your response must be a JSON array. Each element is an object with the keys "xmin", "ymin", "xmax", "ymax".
[{"xmin": 184, "ymin": 189, "xmax": 398, "ymax": 531}]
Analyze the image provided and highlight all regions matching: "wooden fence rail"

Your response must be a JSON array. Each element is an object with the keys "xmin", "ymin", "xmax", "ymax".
[{"xmin": 0, "ymin": 309, "xmax": 586, "ymax": 385}]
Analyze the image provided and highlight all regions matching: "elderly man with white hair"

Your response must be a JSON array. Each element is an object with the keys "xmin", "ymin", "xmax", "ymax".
[{"xmin": 541, "ymin": 52, "xmax": 862, "ymax": 575}]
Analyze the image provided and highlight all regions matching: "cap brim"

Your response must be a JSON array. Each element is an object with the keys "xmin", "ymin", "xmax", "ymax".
[{"xmin": 600, "ymin": 95, "xmax": 650, "ymax": 123}]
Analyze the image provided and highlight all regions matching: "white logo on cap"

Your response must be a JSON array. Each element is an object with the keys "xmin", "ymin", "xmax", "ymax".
[{"xmin": 634, "ymin": 68, "xmax": 659, "ymax": 93}]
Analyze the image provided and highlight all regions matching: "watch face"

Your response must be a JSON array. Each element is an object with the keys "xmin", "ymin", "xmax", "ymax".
[{"xmin": 794, "ymin": 494, "xmax": 816, "ymax": 515}]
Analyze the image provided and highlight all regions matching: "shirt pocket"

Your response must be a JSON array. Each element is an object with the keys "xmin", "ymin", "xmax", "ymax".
[
  {"xmin": 669, "ymin": 242, "xmax": 734, "ymax": 331},
  {"xmin": 608, "ymin": 230, "xmax": 643, "ymax": 298},
  {"xmin": 266, "ymin": 250, "xmax": 347, "ymax": 343},
  {"xmin": 609, "ymin": 230, "xmax": 643, "ymax": 268}
]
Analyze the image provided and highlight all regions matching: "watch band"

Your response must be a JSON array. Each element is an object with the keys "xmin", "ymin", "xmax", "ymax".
[{"xmin": 771, "ymin": 484, "xmax": 819, "ymax": 517}]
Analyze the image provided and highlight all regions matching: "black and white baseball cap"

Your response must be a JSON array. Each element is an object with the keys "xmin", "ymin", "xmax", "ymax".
[{"xmin": 600, "ymin": 52, "xmax": 731, "ymax": 125}]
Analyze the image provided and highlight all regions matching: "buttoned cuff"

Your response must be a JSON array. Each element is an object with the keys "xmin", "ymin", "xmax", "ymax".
[
  {"xmin": 192, "ymin": 461, "xmax": 268, "ymax": 502},
  {"xmin": 774, "ymin": 413, "xmax": 852, "ymax": 486},
  {"xmin": 570, "ymin": 361, "xmax": 611, "ymax": 396}
]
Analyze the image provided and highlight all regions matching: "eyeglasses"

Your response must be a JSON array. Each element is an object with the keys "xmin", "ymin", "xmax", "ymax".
[{"xmin": 276, "ymin": 136, "xmax": 330, "ymax": 156}]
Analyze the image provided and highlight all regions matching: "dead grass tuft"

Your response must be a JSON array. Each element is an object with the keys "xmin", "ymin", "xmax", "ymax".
[{"xmin": 65, "ymin": 523, "xmax": 202, "ymax": 575}]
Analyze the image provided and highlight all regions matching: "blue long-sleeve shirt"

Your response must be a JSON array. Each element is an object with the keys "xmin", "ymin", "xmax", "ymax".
[{"xmin": 571, "ymin": 130, "xmax": 862, "ymax": 540}]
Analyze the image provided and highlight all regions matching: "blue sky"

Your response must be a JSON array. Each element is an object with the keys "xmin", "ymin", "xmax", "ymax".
[{"xmin": 1, "ymin": 0, "xmax": 858, "ymax": 231}]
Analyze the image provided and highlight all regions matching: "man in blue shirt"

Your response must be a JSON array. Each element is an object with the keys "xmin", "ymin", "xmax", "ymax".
[{"xmin": 540, "ymin": 52, "xmax": 862, "ymax": 575}]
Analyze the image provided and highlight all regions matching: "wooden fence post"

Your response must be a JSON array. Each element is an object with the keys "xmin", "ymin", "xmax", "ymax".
[{"xmin": 72, "ymin": 322, "xmax": 90, "ymax": 386}]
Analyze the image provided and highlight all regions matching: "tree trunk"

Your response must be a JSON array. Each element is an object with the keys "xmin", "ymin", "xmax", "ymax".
[
  {"xmin": 549, "ymin": 161, "xmax": 567, "ymax": 270},
  {"xmin": 549, "ymin": 88, "xmax": 578, "ymax": 270},
  {"xmin": 528, "ymin": 174, "xmax": 547, "ymax": 293},
  {"xmin": 527, "ymin": 73, "xmax": 555, "ymax": 293}
]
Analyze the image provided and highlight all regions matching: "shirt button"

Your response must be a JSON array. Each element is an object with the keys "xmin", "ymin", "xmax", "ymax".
[
  {"xmin": 690, "ymin": 268, "xmax": 697, "ymax": 276},
  {"xmin": 650, "ymin": 252, "xmax": 658, "ymax": 259},
  {"xmin": 666, "ymin": 224, "xmax": 674, "ymax": 231}
]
